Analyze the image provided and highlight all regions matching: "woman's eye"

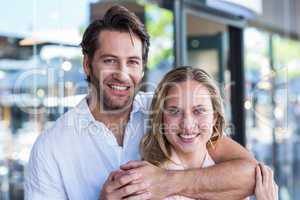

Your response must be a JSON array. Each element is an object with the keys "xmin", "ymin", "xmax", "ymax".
[
  {"xmin": 167, "ymin": 108, "xmax": 181, "ymax": 116},
  {"xmin": 194, "ymin": 108, "xmax": 206, "ymax": 115}
]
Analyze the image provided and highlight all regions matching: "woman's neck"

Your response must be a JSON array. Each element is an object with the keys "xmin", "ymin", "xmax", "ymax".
[{"xmin": 173, "ymin": 145, "xmax": 208, "ymax": 169}]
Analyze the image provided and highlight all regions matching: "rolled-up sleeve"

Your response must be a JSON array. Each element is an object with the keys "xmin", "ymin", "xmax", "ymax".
[{"xmin": 25, "ymin": 131, "xmax": 67, "ymax": 200}]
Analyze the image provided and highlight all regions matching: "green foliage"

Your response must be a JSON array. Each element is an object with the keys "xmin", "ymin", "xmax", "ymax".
[
  {"xmin": 273, "ymin": 35, "xmax": 300, "ymax": 78},
  {"xmin": 145, "ymin": 4, "xmax": 173, "ymax": 70},
  {"xmin": 273, "ymin": 35, "xmax": 300, "ymax": 66}
]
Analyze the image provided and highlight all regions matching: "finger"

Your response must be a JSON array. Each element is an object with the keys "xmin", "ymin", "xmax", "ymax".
[
  {"xmin": 275, "ymin": 183, "xmax": 279, "ymax": 192},
  {"xmin": 112, "ymin": 172, "xmax": 142, "ymax": 189},
  {"xmin": 118, "ymin": 182, "xmax": 150, "ymax": 198},
  {"xmin": 255, "ymin": 165, "xmax": 262, "ymax": 187},
  {"xmin": 123, "ymin": 191, "xmax": 152, "ymax": 200},
  {"xmin": 269, "ymin": 166, "xmax": 275, "ymax": 185},
  {"xmin": 265, "ymin": 166, "xmax": 273, "ymax": 187},
  {"xmin": 133, "ymin": 189, "xmax": 149, "ymax": 195},
  {"xmin": 109, "ymin": 170, "xmax": 124, "ymax": 181},
  {"xmin": 260, "ymin": 163, "xmax": 268, "ymax": 185},
  {"xmin": 131, "ymin": 178, "xmax": 144, "ymax": 184},
  {"xmin": 274, "ymin": 184, "xmax": 279, "ymax": 200},
  {"xmin": 108, "ymin": 170, "xmax": 119, "ymax": 180},
  {"xmin": 121, "ymin": 160, "xmax": 145, "ymax": 170},
  {"xmin": 103, "ymin": 171, "xmax": 123, "ymax": 193},
  {"xmin": 112, "ymin": 170, "xmax": 127, "ymax": 181},
  {"xmin": 275, "ymin": 184, "xmax": 279, "ymax": 195}
]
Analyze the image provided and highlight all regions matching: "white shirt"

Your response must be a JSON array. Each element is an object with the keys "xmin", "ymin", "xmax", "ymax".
[{"xmin": 25, "ymin": 92, "xmax": 153, "ymax": 200}]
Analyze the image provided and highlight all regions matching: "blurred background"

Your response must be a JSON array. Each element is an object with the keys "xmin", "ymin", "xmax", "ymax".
[{"xmin": 0, "ymin": 0, "xmax": 299, "ymax": 199}]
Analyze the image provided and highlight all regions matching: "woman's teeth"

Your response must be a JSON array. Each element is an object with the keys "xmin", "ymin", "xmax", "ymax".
[{"xmin": 178, "ymin": 134, "xmax": 199, "ymax": 139}]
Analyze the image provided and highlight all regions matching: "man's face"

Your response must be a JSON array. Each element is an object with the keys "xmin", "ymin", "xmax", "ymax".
[{"xmin": 85, "ymin": 30, "xmax": 144, "ymax": 112}]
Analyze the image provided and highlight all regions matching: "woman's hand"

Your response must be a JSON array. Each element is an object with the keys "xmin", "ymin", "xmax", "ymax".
[{"xmin": 254, "ymin": 163, "xmax": 278, "ymax": 200}]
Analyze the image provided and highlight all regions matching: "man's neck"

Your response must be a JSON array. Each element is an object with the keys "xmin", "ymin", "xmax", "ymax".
[{"xmin": 87, "ymin": 96, "xmax": 132, "ymax": 146}]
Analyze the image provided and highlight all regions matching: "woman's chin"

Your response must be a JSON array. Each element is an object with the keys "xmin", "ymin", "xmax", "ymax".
[
  {"xmin": 176, "ymin": 143, "xmax": 200, "ymax": 154},
  {"xmin": 176, "ymin": 140, "xmax": 208, "ymax": 154}
]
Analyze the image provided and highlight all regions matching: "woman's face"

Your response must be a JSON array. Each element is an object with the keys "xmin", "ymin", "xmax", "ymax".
[{"xmin": 163, "ymin": 80, "xmax": 216, "ymax": 155}]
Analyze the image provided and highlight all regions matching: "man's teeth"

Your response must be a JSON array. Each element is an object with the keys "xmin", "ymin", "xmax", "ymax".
[
  {"xmin": 178, "ymin": 134, "xmax": 198, "ymax": 139},
  {"xmin": 110, "ymin": 85, "xmax": 129, "ymax": 91}
]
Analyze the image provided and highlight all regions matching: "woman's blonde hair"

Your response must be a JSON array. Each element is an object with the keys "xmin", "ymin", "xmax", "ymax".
[{"xmin": 140, "ymin": 66, "xmax": 226, "ymax": 166}]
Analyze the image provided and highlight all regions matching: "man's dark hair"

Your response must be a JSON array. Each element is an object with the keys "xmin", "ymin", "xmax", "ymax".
[{"xmin": 80, "ymin": 5, "xmax": 150, "ymax": 65}]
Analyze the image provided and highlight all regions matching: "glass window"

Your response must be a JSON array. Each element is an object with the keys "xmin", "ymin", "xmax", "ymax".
[
  {"xmin": 244, "ymin": 28, "xmax": 273, "ymax": 164},
  {"xmin": 185, "ymin": 13, "xmax": 228, "ymax": 81},
  {"xmin": 144, "ymin": 3, "xmax": 174, "ymax": 91},
  {"xmin": 184, "ymin": 12, "xmax": 232, "ymax": 126},
  {"xmin": 245, "ymin": 27, "xmax": 300, "ymax": 199},
  {"xmin": 272, "ymin": 35, "xmax": 300, "ymax": 200},
  {"xmin": 0, "ymin": 1, "xmax": 91, "ymax": 198}
]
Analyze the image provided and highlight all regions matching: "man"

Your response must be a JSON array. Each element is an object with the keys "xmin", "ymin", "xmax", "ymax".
[{"xmin": 25, "ymin": 5, "xmax": 257, "ymax": 200}]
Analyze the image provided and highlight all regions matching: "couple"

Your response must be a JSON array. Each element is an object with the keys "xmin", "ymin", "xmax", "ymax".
[{"xmin": 25, "ymin": 5, "xmax": 277, "ymax": 200}]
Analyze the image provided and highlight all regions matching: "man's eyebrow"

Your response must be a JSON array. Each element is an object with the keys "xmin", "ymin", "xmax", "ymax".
[
  {"xmin": 99, "ymin": 54, "xmax": 118, "ymax": 58},
  {"xmin": 128, "ymin": 56, "xmax": 142, "ymax": 60},
  {"xmin": 99, "ymin": 55, "xmax": 141, "ymax": 60}
]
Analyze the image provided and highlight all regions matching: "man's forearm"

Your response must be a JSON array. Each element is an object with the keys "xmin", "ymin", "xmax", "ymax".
[{"xmin": 170, "ymin": 159, "xmax": 257, "ymax": 200}]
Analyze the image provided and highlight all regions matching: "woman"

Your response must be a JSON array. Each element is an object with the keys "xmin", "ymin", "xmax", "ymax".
[{"xmin": 140, "ymin": 66, "xmax": 278, "ymax": 200}]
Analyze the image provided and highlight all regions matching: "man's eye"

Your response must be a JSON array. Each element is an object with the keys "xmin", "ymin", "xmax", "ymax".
[
  {"xmin": 104, "ymin": 59, "xmax": 117, "ymax": 64},
  {"xmin": 128, "ymin": 60, "xmax": 140, "ymax": 66}
]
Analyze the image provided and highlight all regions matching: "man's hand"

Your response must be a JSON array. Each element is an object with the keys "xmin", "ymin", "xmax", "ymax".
[
  {"xmin": 255, "ymin": 163, "xmax": 278, "ymax": 200},
  {"xmin": 121, "ymin": 161, "xmax": 179, "ymax": 199},
  {"xmin": 99, "ymin": 169, "xmax": 152, "ymax": 200}
]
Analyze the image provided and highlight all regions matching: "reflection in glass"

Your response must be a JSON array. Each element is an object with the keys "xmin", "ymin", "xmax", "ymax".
[
  {"xmin": 0, "ymin": 1, "xmax": 176, "ymax": 199},
  {"xmin": 245, "ymin": 27, "xmax": 300, "ymax": 199}
]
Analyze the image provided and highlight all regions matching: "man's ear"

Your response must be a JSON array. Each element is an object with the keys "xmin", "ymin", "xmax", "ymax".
[{"xmin": 83, "ymin": 55, "xmax": 91, "ymax": 77}]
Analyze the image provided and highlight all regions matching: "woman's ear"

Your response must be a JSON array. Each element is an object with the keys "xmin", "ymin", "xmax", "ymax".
[
  {"xmin": 213, "ymin": 112, "xmax": 219, "ymax": 133},
  {"xmin": 213, "ymin": 112, "xmax": 218, "ymax": 127}
]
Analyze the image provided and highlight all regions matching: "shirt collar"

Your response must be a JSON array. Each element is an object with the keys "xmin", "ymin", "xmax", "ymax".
[
  {"xmin": 75, "ymin": 97, "xmax": 96, "ymax": 129},
  {"xmin": 131, "ymin": 92, "xmax": 152, "ymax": 115},
  {"xmin": 75, "ymin": 92, "xmax": 149, "ymax": 129}
]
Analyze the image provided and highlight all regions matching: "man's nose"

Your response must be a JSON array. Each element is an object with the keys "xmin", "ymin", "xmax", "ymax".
[
  {"xmin": 119, "ymin": 60, "xmax": 129, "ymax": 74},
  {"xmin": 113, "ymin": 61, "xmax": 130, "ymax": 81}
]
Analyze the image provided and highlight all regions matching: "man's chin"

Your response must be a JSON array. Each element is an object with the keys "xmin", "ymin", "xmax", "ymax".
[
  {"xmin": 100, "ymin": 90, "xmax": 136, "ymax": 113},
  {"xmin": 102, "ymin": 99, "xmax": 132, "ymax": 113}
]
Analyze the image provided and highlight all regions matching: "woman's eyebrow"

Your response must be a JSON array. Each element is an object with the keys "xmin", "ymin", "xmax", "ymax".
[
  {"xmin": 193, "ymin": 105, "xmax": 206, "ymax": 109},
  {"xmin": 165, "ymin": 105, "xmax": 178, "ymax": 109}
]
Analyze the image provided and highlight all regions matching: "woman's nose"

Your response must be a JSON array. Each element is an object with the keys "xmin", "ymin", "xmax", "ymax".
[{"xmin": 181, "ymin": 114, "xmax": 197, "ymax": 134}]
